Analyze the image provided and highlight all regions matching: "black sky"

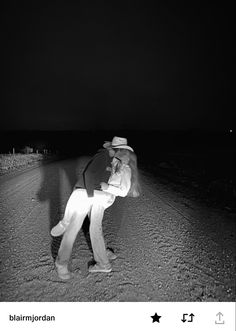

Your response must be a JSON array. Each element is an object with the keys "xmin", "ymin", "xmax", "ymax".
[{"xmin": 1, "ymin": 1, "xmax": 233, "ymax": 131}]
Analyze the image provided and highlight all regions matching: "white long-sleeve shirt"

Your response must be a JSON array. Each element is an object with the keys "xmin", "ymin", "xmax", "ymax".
[{"xmin": 103, "ymin": 163, "xmax": 131, "ymax": 197}]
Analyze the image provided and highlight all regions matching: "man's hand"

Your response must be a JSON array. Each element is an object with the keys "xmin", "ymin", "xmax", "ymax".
[{"xmin": 100, "ymin": 182, "xmax": 109, "ymax": 190}]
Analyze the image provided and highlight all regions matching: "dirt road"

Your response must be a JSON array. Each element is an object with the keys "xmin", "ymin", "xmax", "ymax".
[{"xmin": 0, "ymin": 157, "xmax": 235, "ymax": 301}]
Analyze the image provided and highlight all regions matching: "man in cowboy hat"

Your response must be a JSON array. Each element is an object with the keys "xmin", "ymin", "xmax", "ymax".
[{"xmin": 52, "ymin": 137, "xmax": 134, "ymax": 277}]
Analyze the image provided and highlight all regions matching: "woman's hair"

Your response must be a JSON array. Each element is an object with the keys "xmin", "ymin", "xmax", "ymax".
[{"xmin": 117, "ymin": 149, "xmax": 141, "ymax": 198}]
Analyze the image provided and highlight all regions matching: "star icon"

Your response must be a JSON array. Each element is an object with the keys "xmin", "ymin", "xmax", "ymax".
[{"xmin": 151, "ymin": 313, "xmax": 161, "ymax": 323}]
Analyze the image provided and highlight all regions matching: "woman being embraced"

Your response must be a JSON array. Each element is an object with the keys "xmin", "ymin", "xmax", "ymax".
[{"xmin": 101, "ymin": 148, "xmax": 141, "ymax": 199}]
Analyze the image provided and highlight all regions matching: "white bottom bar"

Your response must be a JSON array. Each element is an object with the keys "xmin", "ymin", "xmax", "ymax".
[{"xmin": 0, "ymin": 302, "xmax": 235, "ymax": 331}]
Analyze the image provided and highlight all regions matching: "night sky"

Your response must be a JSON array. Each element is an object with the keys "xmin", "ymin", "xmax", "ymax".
[{"xmin": 2, "ymin": 1, "xmax": 233, "ymax": 131}]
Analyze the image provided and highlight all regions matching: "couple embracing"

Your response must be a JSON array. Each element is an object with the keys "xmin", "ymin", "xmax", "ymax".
[{"xmin": 51, "ymin": 136, "xmax": 141, "ymax": 280}]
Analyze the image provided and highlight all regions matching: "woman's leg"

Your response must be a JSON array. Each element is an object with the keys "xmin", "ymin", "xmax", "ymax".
[{"xmin": 89, "ymin": 201, "xmax": 111, "ymax": 270}]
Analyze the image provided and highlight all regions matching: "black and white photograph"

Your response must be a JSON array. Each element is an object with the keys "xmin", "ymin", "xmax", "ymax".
[{"xmin": 0, "ymin": 0, "xmax": 235, "ymax": 304}]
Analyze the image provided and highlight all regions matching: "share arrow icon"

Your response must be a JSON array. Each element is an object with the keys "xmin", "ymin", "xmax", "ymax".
[{"xmin": 215, "ymin": 312, "xmax": 225, "ymax": 325}]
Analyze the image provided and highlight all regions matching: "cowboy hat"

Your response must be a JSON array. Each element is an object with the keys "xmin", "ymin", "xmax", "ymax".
[{"xmin": 103, "ymin": 136, "xmax": 134, "ymax": 152}]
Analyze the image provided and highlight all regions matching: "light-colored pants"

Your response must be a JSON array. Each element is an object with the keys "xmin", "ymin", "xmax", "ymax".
[{"xmin": 57, "ymin": 189, "xmax": 115, "ymax": 267}]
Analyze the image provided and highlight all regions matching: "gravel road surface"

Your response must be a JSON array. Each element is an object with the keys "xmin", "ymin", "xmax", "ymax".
[{"xmin": 0, "ymin": 157, "xmax": 235, "ymax": 301}]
